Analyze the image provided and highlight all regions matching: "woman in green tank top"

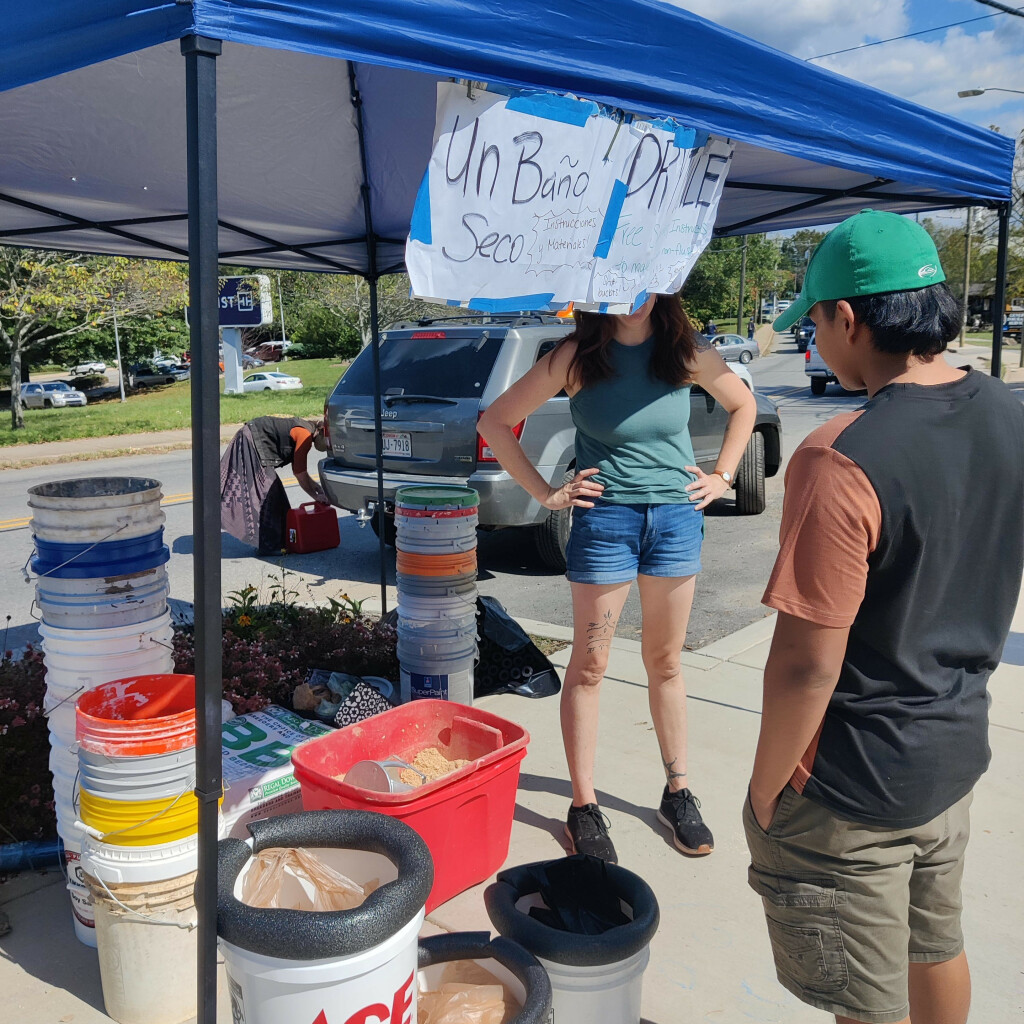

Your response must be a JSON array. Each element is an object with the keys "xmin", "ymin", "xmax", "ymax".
[{"xmin": 479, "ymin": 294, "xmax": 756, "ymax": 862}]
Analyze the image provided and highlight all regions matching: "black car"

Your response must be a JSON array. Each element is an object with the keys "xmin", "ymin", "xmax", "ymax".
[{"xmin": 794, "ymin": 316, "xmax": 815, "ymax": 353}]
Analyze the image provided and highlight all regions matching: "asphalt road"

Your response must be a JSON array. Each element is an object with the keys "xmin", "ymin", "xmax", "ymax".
[{"xmin": 0, "ymin": 338, "xmax": 980, "ymax": 653}]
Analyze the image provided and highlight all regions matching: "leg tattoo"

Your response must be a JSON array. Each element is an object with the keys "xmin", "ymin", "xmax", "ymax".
[
  {"xmin": 663, "ymin": 757, "xmax": 687, "ymax": 784},
  {"xmin": 586, "ymin": 608, "xmax": 617, "ymax": 654}
]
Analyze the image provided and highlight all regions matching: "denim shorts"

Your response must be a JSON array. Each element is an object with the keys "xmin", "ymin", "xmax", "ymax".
[{"xmin": 564, "ymin": 499, "xmax": 704, "ymax": 584}]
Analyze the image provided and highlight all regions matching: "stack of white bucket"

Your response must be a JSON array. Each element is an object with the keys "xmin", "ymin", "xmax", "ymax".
[
  {"xmin": 394, "ymin": 486, "xmax": 479, "ymax": 705},
  {"xmin": 28, "ymin": 477, "xmax": 173, "ymax": 946}
]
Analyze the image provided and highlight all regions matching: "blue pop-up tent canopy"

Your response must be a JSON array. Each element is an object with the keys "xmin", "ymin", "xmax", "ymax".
[{"xmin": 0, "ymin": 4, "xmax": 1015, "ymax": 1020}]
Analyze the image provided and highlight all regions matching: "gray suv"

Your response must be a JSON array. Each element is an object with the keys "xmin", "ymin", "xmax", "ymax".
[{"xmin": 320, "ymin": 313, "xmax": 782, "ymax": 569}]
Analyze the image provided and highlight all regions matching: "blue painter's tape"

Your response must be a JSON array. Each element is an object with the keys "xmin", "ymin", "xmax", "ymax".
[
  {"xmin": 693, "ymin": 129, "xmax": 710, "ymax": 148},
  {"xmin": 599, "ymin": 302, "xmax": 609, "ymax": 314},
  {"xmin": 409, "ymin": 172, "xmax": 432, "ymax": 244},
  {"xmin": 446, "ymin": 299, "xmax": 463, "ymax": 307},
  {"xmin": 673, "ymin": 126, "xmax": 697, "ymax": 149},
  {"xmin": 633, "ymin": 290, "xmax": 649, "ymax": 310},
  {"xmin": 505, "ymin": 93, "xmax": 598, "ymax": 127},
  {"xmin": 469, "ymin": 294, "xmax": 556, "ymax": 313},
  {"xmin": 593, "ymin": 179, "xmax": 628, "ymax": 259}
]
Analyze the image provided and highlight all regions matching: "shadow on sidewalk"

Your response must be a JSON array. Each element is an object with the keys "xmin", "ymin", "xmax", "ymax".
[{"xmin": 515, "ymin": 772, "xmax": 681, "ymax": 856}]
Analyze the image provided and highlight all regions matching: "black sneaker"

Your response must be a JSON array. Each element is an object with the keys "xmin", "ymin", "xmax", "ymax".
[
  {"xmin": 564, "ymin": 803, "xmax": 617, "ymax": 863},
  {"xmin": 657, "ymin": 787, "xmax": 714, "ymax": 855}
]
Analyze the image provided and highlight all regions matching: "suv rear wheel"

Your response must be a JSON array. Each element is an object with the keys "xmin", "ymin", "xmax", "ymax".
[
  {"xmin": 734, "ymin": 431, "xmax": 766, "ymax": 515},
  {"xmin": 535, "ymin": 467, "xmax": 573, "ymax": 571}
]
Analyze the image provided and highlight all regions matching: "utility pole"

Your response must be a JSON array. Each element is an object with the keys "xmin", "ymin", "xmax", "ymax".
[
  {"xmin": 736, "ymin": 237, "xmax": 748, "ymax": 334},
  {"xmin": 959, "ymin": 207, "xmax": 973, "ymax": 350},
  {"xmin": 113, "ymin": 304, "xmax": 126, "ymax": 402},
  {"xmin": 276, "ymin": 273, "xmax": 287, "ymax": 342}
]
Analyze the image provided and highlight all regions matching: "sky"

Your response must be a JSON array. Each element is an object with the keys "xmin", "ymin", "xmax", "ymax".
[{"xmin": 672, "ymin": 0, "xmax": 1024, "ymax": 138}]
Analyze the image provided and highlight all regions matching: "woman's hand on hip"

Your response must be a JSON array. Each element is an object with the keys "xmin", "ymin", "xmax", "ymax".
[
  {"xmin": 543, "ymin": 468, "xmax": 603, "ymax": 510},
  {"xmin": 684, "ymin": 466, "xmax": 728, "ymax": 510}
]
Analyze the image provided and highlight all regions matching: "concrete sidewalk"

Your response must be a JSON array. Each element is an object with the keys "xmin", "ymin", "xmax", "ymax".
[{"xmin": 2, "ymin": 597, "xmax": 1022, "ymax": 1023}]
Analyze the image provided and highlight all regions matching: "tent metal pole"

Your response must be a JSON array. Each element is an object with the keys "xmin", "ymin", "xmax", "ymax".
[
  {"xmin": 736, "ymin": 237, "xmax": 748, "ymax": 334},
  {"xmin": 182, "ymin": 34, "xmax": 223, "ymax": 1024},
  {"xmin": 991, "ymin": 202, "xmax": 1010, "ymax": 379},
  {"xmin": 349, "ymin": 60, "xmax": 388, "ymax": 614}
]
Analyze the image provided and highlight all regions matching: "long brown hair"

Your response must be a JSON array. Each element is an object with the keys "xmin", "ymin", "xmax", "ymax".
[{"xmin": 562, "ymin": 294, "xmax": 701, "ymax": 390}]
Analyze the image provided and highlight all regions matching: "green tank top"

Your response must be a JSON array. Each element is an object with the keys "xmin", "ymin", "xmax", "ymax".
[{"xmin": 569, "ymin": 337, "xmax": 697, "ymax": 504}]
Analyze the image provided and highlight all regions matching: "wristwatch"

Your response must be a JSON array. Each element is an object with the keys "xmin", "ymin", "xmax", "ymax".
[{"xmin": 713, "ymin": 470, "xmax": 733, "ymax": 487}]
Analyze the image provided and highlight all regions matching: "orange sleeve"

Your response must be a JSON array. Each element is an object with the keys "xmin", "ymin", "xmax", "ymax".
[
  {"xmin": 290, "ymin": 427, "xmax": 313, "ymax": 476},
  {"xmin": 762, "ymin": 442, "xmax": 882, "ymax": 628}
]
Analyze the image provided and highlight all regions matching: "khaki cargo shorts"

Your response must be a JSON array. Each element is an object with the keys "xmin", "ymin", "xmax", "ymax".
[{"xmin": 742, "ymin": 785, "xmax": 972, "ymax": 1024}]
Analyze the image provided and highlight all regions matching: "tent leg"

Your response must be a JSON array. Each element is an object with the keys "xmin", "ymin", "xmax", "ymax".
[
  {"xmin": 368, "ymin": 278, "xmax": 388, "ymax": 612},
  {"xmin": 182, "ymin": 34, "xmax": 223, "ymax": 1024},
  {"xmin": 349, "ymin": 60, "xmax": 388, "ymax": 613},
  {"xmin": 991, "ymin": 202, "xmax": 1010, "ymax": 380}
]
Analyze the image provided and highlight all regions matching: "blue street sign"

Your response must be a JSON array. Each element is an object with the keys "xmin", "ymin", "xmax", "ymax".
[{"xmin": 218, "ymin": 275, "xmax": 273, "ymax": 327}]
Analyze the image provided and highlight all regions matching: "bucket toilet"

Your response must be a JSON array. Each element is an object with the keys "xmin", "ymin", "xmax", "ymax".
[
  {"xmin": 217, "ymin": 811, "xmax": 433, "ymax": 1024},
  {"xmin": 485, "ymin": 856, "xmax": 660, "ymax": 1024}
]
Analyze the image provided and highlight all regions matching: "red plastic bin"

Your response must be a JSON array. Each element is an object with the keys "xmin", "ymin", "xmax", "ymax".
[{"xmin": 291, "ymin": 700, "xmax": 529, "ymax": 912}]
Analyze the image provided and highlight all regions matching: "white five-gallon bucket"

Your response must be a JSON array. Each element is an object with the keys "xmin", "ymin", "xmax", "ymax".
[
  {"xmin": 537, "ymin": 949, "xmax": 650, "ymax": 1023},
  {"xmin": 218, "ymin": 811, "xmax": 434, "ymax": 1024},
  {"xmin": 85, "ymin": 869, "xmax": 198, "ymax": 1024},
  {"xmin": 485, "ymin": 859, "xmax": 661, "ymax": 1024},
  {"xmin": 36, "ymin": 568, "xmax": 169, "ymax": 630},
  {"xmin": 58, "ymin": 826, "xmax": 97, "ymax": 946},
  {"xmin": 27, "ymin": 476, "xmax": 165, "ymax": 543}
]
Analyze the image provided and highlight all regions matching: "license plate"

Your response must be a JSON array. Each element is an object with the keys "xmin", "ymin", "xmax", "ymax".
[{"xmin": 382, "ymin": 431, "xmax": 412, "ymax": 458}]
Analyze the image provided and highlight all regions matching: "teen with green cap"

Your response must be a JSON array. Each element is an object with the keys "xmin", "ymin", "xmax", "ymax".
[{"xmin": 745, "ymin": 210, "xmax": 1024, "ymax": 1024}]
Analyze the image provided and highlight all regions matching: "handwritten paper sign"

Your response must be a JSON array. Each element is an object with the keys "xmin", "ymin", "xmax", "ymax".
[{"xmin": 406, "ymin": 83, "xmax": 733, "ymax": 313}]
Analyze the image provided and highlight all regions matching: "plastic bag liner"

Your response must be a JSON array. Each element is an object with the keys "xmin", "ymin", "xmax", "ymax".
[
  {"xmin": 419, "ymin": 933, "xmax": 552, "ymax": 1024},
  {"xmin": 218, "ymin": 810, "xmax": 433, "ymax": 961},
  {"xmin": 240, "ymin": 846, "xmax": 379, "ymax": 912},
  {"xmin": 484, "ymin": 856, "xmax": 660, "ymax": 967}
]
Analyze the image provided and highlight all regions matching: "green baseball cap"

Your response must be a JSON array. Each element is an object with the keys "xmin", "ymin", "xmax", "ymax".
[{"xmin": 774, "ymin": 209, "xmax": 946, "ymax": 333}]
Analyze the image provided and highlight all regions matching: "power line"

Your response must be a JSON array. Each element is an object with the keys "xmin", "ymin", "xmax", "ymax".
[{"xmin": 808, "ymin": 5, "xmax": 1024, "ymax": 61}]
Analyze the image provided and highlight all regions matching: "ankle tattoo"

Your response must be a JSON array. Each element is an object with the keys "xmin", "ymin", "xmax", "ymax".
[{"xmin": 663, "ymin": 757, "xmax": 687, "ymax": 783}]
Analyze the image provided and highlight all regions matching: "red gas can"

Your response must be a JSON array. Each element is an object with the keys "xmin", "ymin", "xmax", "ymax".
[{"xmin": 285, "ymin": 502, "xmax": 340, "ymax": 554}]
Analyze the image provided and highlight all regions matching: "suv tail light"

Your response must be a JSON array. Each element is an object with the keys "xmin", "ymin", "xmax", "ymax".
[
  {"xmin": 804, "ymin": 350, "xmax": 811, "ymax": 363},
  {"xmin": 322, "ymin": 404, "xmax": 330, "ymax": 445},
  {"xmin": 477, "ymin": 415, "xmax": 525, "ymax": 462}
]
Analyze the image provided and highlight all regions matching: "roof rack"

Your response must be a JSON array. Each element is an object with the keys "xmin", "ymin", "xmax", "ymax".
[{"xmin": 386, "ymin": 311, "xmax": 568, "ymax": 330}]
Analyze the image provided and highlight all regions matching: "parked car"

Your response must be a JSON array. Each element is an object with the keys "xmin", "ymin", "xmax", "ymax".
[
  {"xmin": 793, "ymin": 315, "xmax": 815, "ymax": 352},
  {"xmin": 242, "ymin": 353, "xmax": 265, "ymax": 369},
  {"xmin": 320, "ymin": 313, "xmax": 783, "ymax": 569},
  {"xmin": 708, "ymin": 332, "xmax": 758, "ymax": 364},
  {"xmin": 70, "ymin": 360, "xmax": 106, "ymax": 375},
  {"xmin": 129, "ymin": 363, "xmax": 190, "ymax": 387},
  {"xmin": 805, "ymin": 336, "xmax": 838, "ymax": 395},
  {"xmin": 20, "ymin": 381, "xmax": 88, "ymax": 409},
  {"xmin": 242, "ymin": 371, "xmax": 303, "ymax": 392}
]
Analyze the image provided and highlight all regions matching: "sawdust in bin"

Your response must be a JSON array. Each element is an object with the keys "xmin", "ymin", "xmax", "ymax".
[{"xmin": 398, "ymin": 747, "xmax": 470, "ymax": 787}]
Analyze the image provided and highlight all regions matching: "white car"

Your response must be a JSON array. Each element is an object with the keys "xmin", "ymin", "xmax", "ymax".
[
  {"xmin": 71, "ymin": 360, "xmax": 106, "ymax": 375},
  {"xmin": 20, "ymin": 381, "xmax": 88, "ymax": 408},
  {"xmin": 731, "ymin": 362, "xmax": 754, "ymax": 392},
  {"xmin": 242, "ymin": 371, "xmax": 303, "ymax": 393}
]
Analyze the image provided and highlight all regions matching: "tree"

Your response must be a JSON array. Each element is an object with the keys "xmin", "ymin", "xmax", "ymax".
[
  {"xmin": 681, "ymin": 234, "xmax": 783, "ymax": 328},
  {"xmin": 0, "ymin": 250, "xmax": 185, "ymax": 429}
]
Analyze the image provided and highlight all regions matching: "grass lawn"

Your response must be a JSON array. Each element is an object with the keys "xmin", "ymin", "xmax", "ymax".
[{"xmin": 0, "ymin": 358, "xmax": 349, "ymax": 447}]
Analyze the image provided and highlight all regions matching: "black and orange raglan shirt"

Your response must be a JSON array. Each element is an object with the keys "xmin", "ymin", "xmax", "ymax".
[{"xmin": 763, "ymin": 370, "xmax": 1024, "ymax": 828}]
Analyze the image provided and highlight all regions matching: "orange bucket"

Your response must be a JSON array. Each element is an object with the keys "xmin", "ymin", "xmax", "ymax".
[
  {"xmin": 396, "ymin": 549, "xmax": 477, "ymax": 577},
  {"xmin": 76, "ymin": 674, "xmax": 196, "ymax": 757}
]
